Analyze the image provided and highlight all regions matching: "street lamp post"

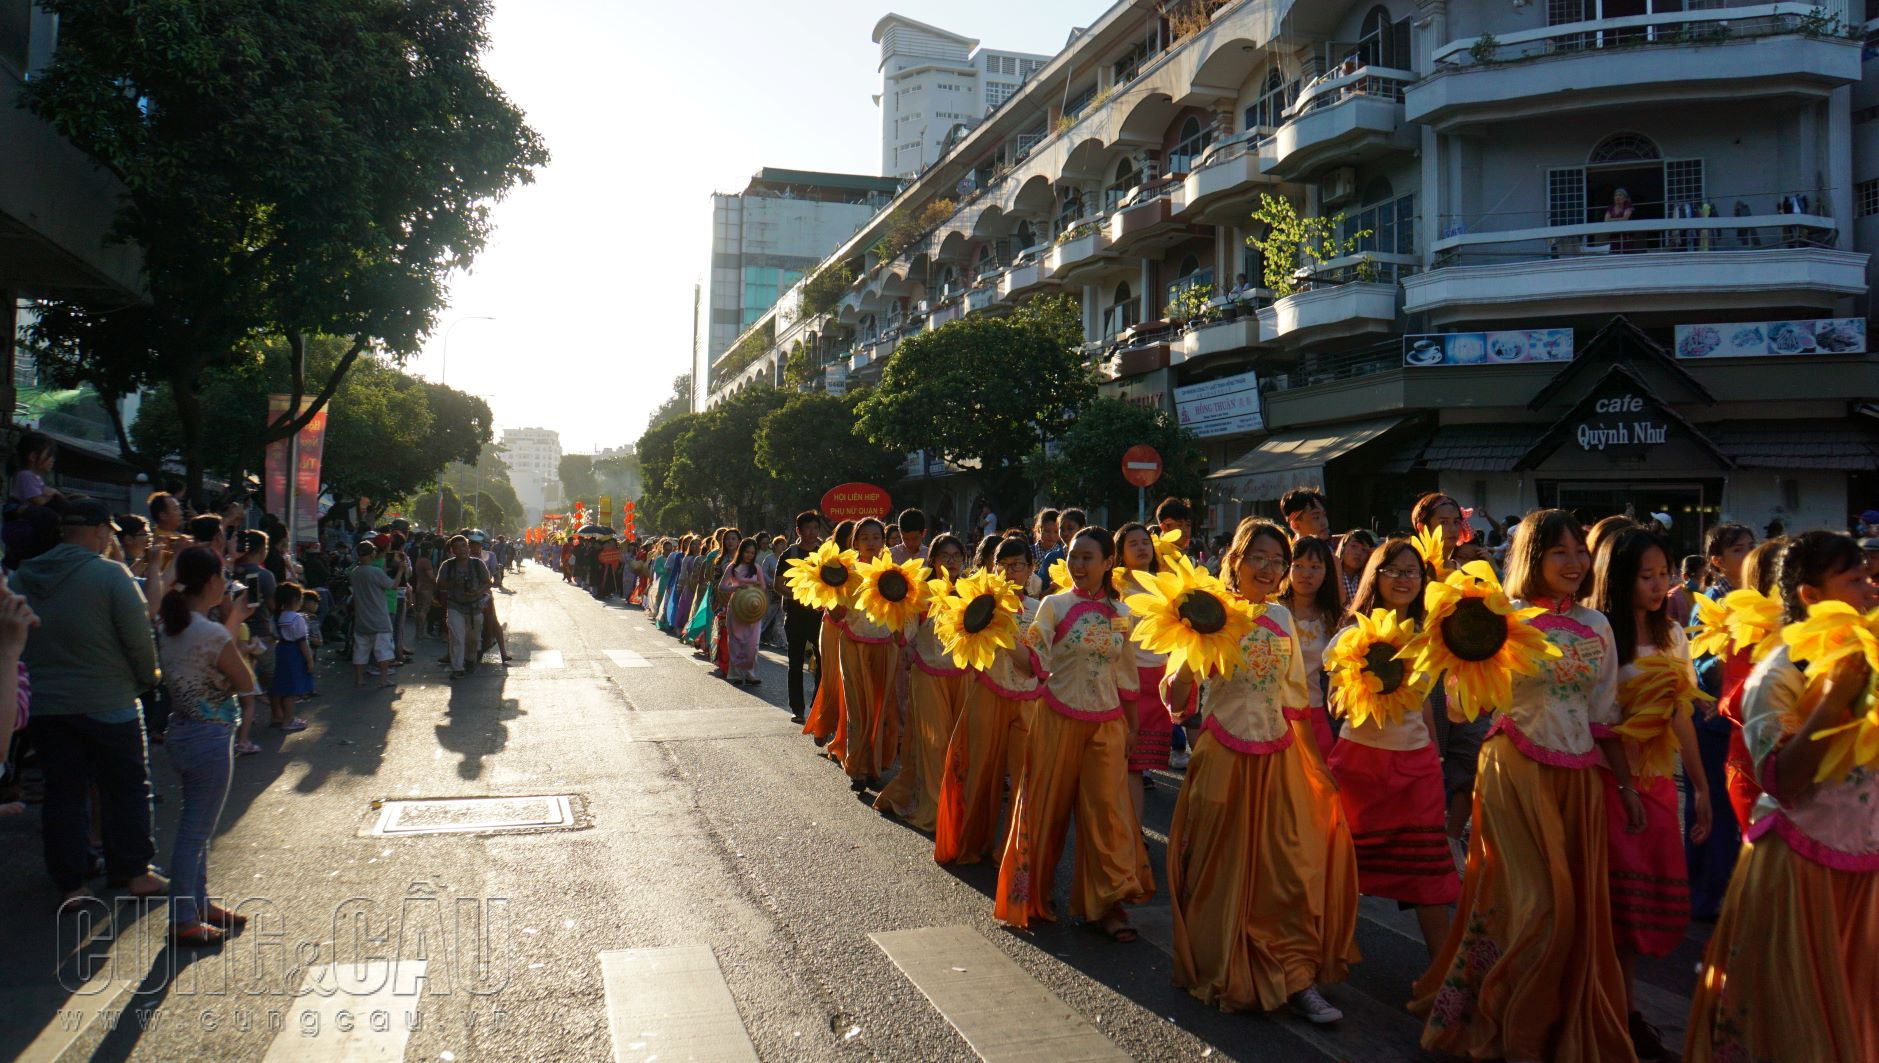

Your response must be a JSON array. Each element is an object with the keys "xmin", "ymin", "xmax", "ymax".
[{"xmin": 435, "ymin": 315, "xmax": 495, "ymax": 531}]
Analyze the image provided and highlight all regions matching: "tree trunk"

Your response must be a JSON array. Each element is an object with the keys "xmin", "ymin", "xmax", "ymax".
[{"xmin": 170, "ymin": 370, "xmax": 209, "ymax": 504}]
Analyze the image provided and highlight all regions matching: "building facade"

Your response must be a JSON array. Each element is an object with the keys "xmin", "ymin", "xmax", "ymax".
[
  {"xmin": 875, "ymin": 14, "xmax": 1052, "ymax": 179},
  {"xmin": 502, "ymin": 427, "xmax": 563, "ymax": 524},
  {"xmin": 709, "ymin": 0, "xmax": 1879, "ymax": 544},
  {"xmin": 694, "ymin": 168, "xmax": 902, "ymax": 410}
]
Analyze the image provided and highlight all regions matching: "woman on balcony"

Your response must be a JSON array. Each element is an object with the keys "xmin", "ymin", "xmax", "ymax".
[
  {"xmin": 996, "ymin": 526, "xmax": 1154, "ymax": 941},
  {"xmin": 1605, "ymin": 188, "xmax": 1637, "ymax": 253},
  {"xmin": 1163, "ymin": 518, "xmax": 1359, "ymax": 1024}
]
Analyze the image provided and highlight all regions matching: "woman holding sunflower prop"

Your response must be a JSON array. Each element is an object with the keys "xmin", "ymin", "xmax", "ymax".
[
  {"xmin": 872, "ymin": 535, "xmax": 960, "ymax": 829},
  {"xmin": 1323, "ymin": 538, "xmax": 1457, "ymax": 960},
  {"xmin": 1686, "ymin": 530, "xmax": 1879, "ymax": 1063},
  {"xmin": 1161, "ymin": 517, "xmax": 1360, "ymax": 1024},
  {"xmin": 797, "ymin": 520, "xmax": 858, "ymax": 756},
  {"xmin": 1116, "ymin": 522, "xmax": 1173, "ymax": 828},
  {"xmin": 995, "ymin": 527, "xmax": 1154, "ymax": 941},
  {"xmin": 1411, "ymin": 492, "xmax": 1488, "ymax": 856},
  {"xmin": 935, "ymin": 536, "xmax": 1039, "ymax": 865},
  {"xmin": 1409, "ymin": 509, "xmax": 1638, "ymax": 1063},
  {"xmin": 830, "ymin": 518, "xmax": 904, "ymax": 791},
  {"xmin": 1589, "ymin": 526, "xmax": 1713, "ymax": 1060}
]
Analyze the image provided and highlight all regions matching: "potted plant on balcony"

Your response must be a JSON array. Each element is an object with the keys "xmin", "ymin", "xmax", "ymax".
[
  {"xmin": 1245, "ymin": 194, "xmax": 1372, "ymax": 299},
  {"xmin": 1168, "ymin": 282, "xmax": 1218, "ymax": 331}
]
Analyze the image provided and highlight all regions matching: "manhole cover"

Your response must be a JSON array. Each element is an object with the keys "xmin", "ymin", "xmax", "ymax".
[{"xmin": 371, "ymin": 795, "xmax": 576, "ymax": 836}]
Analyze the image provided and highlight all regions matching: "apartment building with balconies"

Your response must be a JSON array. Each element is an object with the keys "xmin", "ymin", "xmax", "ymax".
[{"xmin": 707, "ymin": 0, "xmax": 1879, "ymax": 549}]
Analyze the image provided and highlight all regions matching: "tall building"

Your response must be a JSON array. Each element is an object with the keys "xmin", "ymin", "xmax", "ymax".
[
  {"xmin": 501, "ymin": 427, "xmax": 562, "ymax": 523},
  {"xmin": 707, "ymin": 0, "xmax": 1879, "ymax": 550},
  {"xmin": 874, "ymin": 14, "xmax": 1051, "ymax": 179},
  {"xmin": 693, "ymin": 168, "xmax": 902, "ymax": 409}
]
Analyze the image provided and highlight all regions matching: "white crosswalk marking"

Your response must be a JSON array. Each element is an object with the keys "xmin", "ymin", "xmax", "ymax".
[
  {"xmin": 261, "ymin": 960, "xmax": 425, "ymax": 1062},
  {"xmin": 599, "ymin": 946, "xmax": 757, "ymax": 1063},
  {"xmin": 871, "ymin": 925, "xmax": 1129, "ymax": 1062},
  {"xmin": 526, "ymin": 649, "xmax": 564, "ymax": 670},
  {"xmin": 603, "ymin": 649, "xmax": 651, "ymax": 669}
]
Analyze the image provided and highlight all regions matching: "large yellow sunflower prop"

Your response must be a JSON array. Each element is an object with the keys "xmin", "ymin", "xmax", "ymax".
[
  {"xmin": 1124, "ymin": 554, "xmax": 1262, "ymax": 680},
  {"xmin": 931, "ymin": 571, "xmax": 1023, "ymax": 671},
  {"xmin": 1048, "ymin": 557, "xmax": 1073, "ymax": 595},
  {"xmin": 1782, "ymin": 601, "xmax": 1879, "ymax": 781},
  {"xmin": 855, "ymin": 554, "xmax": 932, "ymax": 631},
  {"xmin": 783, "ymin": 539, "xmax": 860, "ymax": 611},
  {"xmin": 1325, "ymin": 609, "xmax": 1432, "ymax": 729},
  {"xmin": 1614, "ymin": 654, "xmax": 1713, "ymax": 781},
  {"xmin": 1687, "ymin": 588, "xmax": 1783, "ymax": 662},
  {"xmin": 1152, "ymin": 527, "xmax": 1186, "ymax": 568},
  {"xmin": 1401, "ymin": 560, "xmax": 1561, "ymax": 722},
  {"xmin": 1411, "ymin": 525, "xmax": 1450, "ymax": 579}
]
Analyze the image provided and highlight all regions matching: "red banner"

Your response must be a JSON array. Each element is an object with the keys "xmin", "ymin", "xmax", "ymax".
[
  {"xmin": 264, "ymin": 394, "xmax": 295, "ymax": 517},
  {"xmin": 264, "ymin": 395, "xmax": 330, "ymax": 544},
  {"xmin": 820, "ymin": 482, "xmax": 891, "ymax": 522}
]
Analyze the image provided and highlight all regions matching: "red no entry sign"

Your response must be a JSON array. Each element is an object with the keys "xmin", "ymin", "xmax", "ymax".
[{"xmin": 1122, "ymin": 444, "xmax": 1163, "ymax": 488}]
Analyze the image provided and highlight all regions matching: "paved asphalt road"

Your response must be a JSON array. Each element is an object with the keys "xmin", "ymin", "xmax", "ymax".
[{"xmin": 0, "ymin": 564, "xmax": 1710, "ymax": 1062}]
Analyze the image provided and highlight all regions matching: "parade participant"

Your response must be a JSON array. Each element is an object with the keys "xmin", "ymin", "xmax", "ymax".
[
  {"xmin": 703, "ymin": 528, "xmax": 742, "ymax": 675},
  {"xmin": 776, "ymin": 513, "xmax": 826, "ymax": 724},
  {"xmin": 935, "ymin": 536, "xmax": 1040, "ymax": 864},
  {"xmin": 1114, "ymin": 522, "xmax": 1171, "ymax": 828},
  {"xmin": 1412, "ymin": 491, "xmax": 1493, "ymax": 860},
  {"xmin": 830, "ymin": 518, "xmax": 901, "ymax": 790},
  {"xmin": 801, "ymin": 520, "xmax": 856, "ymax": 755},
  {"xmin": 1685, "ymin": 523, "xmax": 1761, "ymax": 917},
  {"xmin": 891, "ymin": 508, "xmax": 929, "ymax": 563},
  {"xmin": 1334, "ymin": 529, "xmax": 1376, "ymax": 605},
  {"xmin": 997, "ymin": 526, "xmax": 1154, "ymax": 941},
  {"xmin": 663, "ymin": 535, "xmax": 700, "ymax": 635},
  {"xmin": 1279, "ymin": 487, "xmax": 1330, "ymax": 541},
  {"xmin": 1153, "ymin": 498, "xmax": 1195, "ymax": 557},
  {"xmin": 717, "ymin": 539, "xmax": 766, "ymax": 686},
  {"xmin": 1038, "ymin": 508, "xmax": 1084, "ymax": 571},
  {"xmin": 971, "ymin": 533, "xmax": 1001, "ymax": 575},
  {"xmin": 1685, "ymin": 529, "xmax": 1879, "ymax": 1062},
  {"xmin": 1590, "ymin": 526, "xmax": 1712, "ymax": 1061},
  {"xmin": 1162, "ymin": 518, "xmax": 1358, "ymax": 1022},
  {"xmin": 1280, "ymin": 535, "xmax": 1340, "ymax": 759},
  {"xmin": 874, "ymin": 533, "xmax": 967, "ymax": 828},
  {"xmin": 1325, "ymin": 538, "xmax": 1458, "ymax": 959},
  {"xmin": 685, "ymin": 529, "xmax": 727, "ymax": 652},
  {"xmin": 1409, "ymin": 509, "xmax": 1637, "ymax": 1062}
]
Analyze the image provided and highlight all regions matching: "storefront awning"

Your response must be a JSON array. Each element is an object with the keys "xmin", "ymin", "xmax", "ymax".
[
  {"xmin": 1711, "ymin": 420, "xmax": 1879, "ymax": 470},
  {"xmin": 1208, "ymin": 416, "xmax": 1408, "ymax": 502},
  {"xmin": 1415, "ymin": 424, "xmax": 1544, "ymax": 473}
]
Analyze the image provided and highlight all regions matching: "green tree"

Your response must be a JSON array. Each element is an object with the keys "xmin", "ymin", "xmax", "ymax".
[
  {"xmin": 558, "ymin": 454, "xmax": 599, "ymax": 505},
  {"xmin": 856, "ymin": 295, "xmax": 1094, "ymax": 519},
  {"xmin": 593, "ymin": 452, "xmax": 641, "ymax": 501},
  {"xmin": 647, "ymin": 374, "xmax": 692, "ymax": 431},
  {"xmin": 755, "ymin": 390, "xmax": 906, "ymax": 510},
  {"xmin": 1035, "ymin": 399, "xmax": 1206, "ymax": 525},
  {"xmin": 1246, "ymin": 194, "xmax": 1370, "ymax": 298},
  {"xmin": 410, "ymin": 484, "xmax": 511, "ymax": 536},
  {"xmin": 635, "ymin": 412, "xmax": 696, "ymax": 531},
  {"xmin": 665, "ymin": 387, "xmax": 788, "ymax": 529},
  {"xmin": 22, "ymin": 0, "xmax": 546, "ymax": 494}
]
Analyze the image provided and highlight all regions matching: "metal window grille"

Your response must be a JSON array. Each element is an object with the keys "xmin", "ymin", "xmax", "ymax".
[
  {"xmin": 1548, "ymin": 168, "xmax": 1587, "ymax": 226},
  {"xmin": 1859, "ymin": 179, "xmax": 1879, "ymax": 218},
  {"xmin": 1665, "ymin": 158, "xmax": 1705, "ymax": 209}
]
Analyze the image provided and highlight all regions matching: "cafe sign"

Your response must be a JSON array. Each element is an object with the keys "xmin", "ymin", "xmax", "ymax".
[{"xmin": 1575, "ymin": 393, "xmax": 1669, "ymax": 452}]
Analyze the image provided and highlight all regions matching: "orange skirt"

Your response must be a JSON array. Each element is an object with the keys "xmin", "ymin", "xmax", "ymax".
[
  {"xmin": 1685, "ymin": 832, "xmax": 1879, "ymax": 1062},
  {"xmin": 1167, "ymin": 729, "xmax": 1360, "ymax": 1012},
  {"xmin": 934, "ymin": 679, "xmax": 1032, "ymax": 865},
  {"xmin": 801, "ymin": 618, "xmax": 845, "ymax": 761},
  {"xmin": 1409, "ymin": 734, "xmax": 1632, "ymax": 1062},
  {"xmin": 995, "ymin": 707, "xmax": 1153, "ymax": 927},
  {"xmin": 875, "ymin": 667, "xmax": 971, "ymax": 831},
  {"xmin": 836, "ymin": 633, "xmax": 901, "ymax": 782}
]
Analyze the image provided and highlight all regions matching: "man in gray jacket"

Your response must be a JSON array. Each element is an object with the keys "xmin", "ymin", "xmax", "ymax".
[{"xmin": 17, "ymin": 499, "xmax": 164, "ymax": 902}]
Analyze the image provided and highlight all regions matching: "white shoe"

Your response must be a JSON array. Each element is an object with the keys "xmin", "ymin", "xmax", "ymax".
[
  {"xmin": 1288, "ymin": 986, "xmax": 1342, "ymax": 1025},
  {"xmin": 1169, "ymin": 749, "xmax": 1191, "ymax": 770}
]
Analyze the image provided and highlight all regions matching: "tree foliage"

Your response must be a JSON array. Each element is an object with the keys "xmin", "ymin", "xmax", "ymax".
[
  {"xmin": 130, "ymin": 335, "xmax": 492, "ymax": 509},
  {"xmin": 856, "ymin": 293, "xmax": 1093, "ymax": 517},
  {"xmin": 558, "ymin": 454, "xmax": 599, "ymax": 505},
  {"xmin": 647, "ymin": 374, "xmax": 692, "ymax": 432},
  {"xmin": 665, "ymin": 387, "xmax": 788, "ymax": 529},
  {"xmin": 755, "ymin": 390, "xmax": 905, "ymax": 510},
  {"xmin": 1246, "ymin": 194, "xmax": 1369, "ymax": 298},
  {"xmin": 1035, "ymin": 398, "xmax": 1206, "ymax": 525},
  {"xmin": 797, "ymin": 263, "xmax": 855, "ymax": 320},
  {"xmin": 23, "ymin": 0, "xmax": 546, "ymax": 493}
]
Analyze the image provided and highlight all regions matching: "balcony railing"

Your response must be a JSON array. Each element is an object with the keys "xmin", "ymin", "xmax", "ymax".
[
  {"xmin": 1263, "ymin": 346, "xmax": 1401, "ymax": 394},
  {"xmin": 1431, "ymin": 2, "xmax": 1836, "ymax": 68},
  {"xmin": 1101, "ymin": 296, "xmax": 1142, "ymax": 340},
  {"xmin": 1283, "ymin": 65, "xmax": 1414, "ymax": 120},
  {"xmin": 1429, "ymin": 212, "xmax": 1836, "ymax": 266},
  {"xmin": 1293, "ymin": 250, "xmax": 1420, "ymax": 290}
]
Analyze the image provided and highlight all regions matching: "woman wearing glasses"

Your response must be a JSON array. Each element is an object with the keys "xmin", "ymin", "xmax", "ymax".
[{"xmin": 1163, "ymin": 518, "xmax": 1359, "ymax": 1024}]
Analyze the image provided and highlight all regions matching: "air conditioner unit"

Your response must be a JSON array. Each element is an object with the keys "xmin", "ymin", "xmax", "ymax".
[{"xmin": 1320, "ymin": 167, "xmax": 1358, "ymax": 207}]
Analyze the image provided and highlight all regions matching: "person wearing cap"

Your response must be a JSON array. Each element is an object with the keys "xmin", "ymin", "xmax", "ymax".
[
  {"xmin": 438, "ymin": 535, "xmax": 494, "ymax": 678},
  {"xmin": 1859, "ymin": 509, "xmax": 1879, "ymax": 538},
  {"xmin": 15, "ymin": 498, "xmax": 165, "ymax": 903}
]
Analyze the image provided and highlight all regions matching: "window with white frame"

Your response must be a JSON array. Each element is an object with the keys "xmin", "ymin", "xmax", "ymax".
[
  {"xmin": 1245, "ymin": 67, "xmax": 1297, "ymax": 130},
  {"xmin": 1860, "ymin": 179, "xmax": 1879, "ymax": 218}
]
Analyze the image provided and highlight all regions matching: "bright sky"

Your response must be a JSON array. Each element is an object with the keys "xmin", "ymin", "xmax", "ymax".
[{"xmin": 412, "ymin": 0, "xmax": 1095, "ymax": 457}]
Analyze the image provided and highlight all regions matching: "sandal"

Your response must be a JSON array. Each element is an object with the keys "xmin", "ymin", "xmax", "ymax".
[
  {"xmin": 203, "ymin": 903, "xmax": 248, "ymax": 929},
  {"xmin": 274, "ymin": 720, "xmax": 308, "ymax": 733},
  {"xmin": 235, "ymin": 741, "xmax": 262, "ymax": 755}
]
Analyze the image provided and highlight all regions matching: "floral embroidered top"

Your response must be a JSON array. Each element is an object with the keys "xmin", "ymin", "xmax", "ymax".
[
  {"xmin": 1023, "ymin": 590, "xmax": 1138, "ymax": 722},
  {"xmin": 1740, "ymin": 645, "xmax": 1879, "ymax": 871},
  {"xmin": 980, "ymin": 595, "xmax": 1041, "ymax": 699},
  {"xmin": 1292, "ymin": 610, "xmax": 1332, "ymax": 710},
  {"xmin": 1493, "ymin": 599, "xmax": 1620, "ymax": 767},
  {"xmin": 906, "ymin": 614, "xmax": 964, "ymax": 677},
  {"xmin": 1164, "ymin": 601, "xmax": 1308, "ymax": 754}
]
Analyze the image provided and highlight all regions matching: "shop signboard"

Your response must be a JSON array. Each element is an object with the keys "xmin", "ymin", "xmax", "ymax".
[
  {"xmin": 1572, "ymin": 392, "xmax": 1671, "ymax": 453},
  {"xmin": 825, "ymin": 363, "xmax": 849, "ymax": 397},
  {"xmin": 1673, "ymin": 317, "xmax": 1866, "ymax": 358},
  {"xmin": 1403, "ymin": 329, "xmax": 1574, "ymax": 367},
  {"xmin": 1174, "ymin": 370, "xmax": 1263, "ymax": 438}
]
